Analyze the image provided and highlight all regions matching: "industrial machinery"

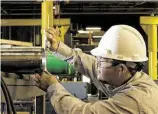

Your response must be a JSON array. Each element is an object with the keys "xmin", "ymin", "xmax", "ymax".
[
  {"xmin": 0, "ymin": 1, "xmax": 78, "ymax": 113},
  {"xmin": 1, "ymin": 47, "xmax": 75, "ymax": 75},
  {"xmin": 1, "ymin": 1, "xmax": 158, "ymax": 114},
  {"xmin": 1, "ymin": 46, "xmax": 89, "ymax": 114},
  {"xmin": 1, "ymin": 47, "xmax": 45, "ymax": 74},
  {"xmin": 0, "ymin": 46, "xmax": 78, "ymax": 114}
]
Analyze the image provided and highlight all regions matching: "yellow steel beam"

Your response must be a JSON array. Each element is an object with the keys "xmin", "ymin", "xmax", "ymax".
[
  {"xmin": 54, "ymin": 19, "xmax": 71, "ymax": 26},
  {"xmin": 140, "ymin": 16, "xmax": 158, "ymax": 80},
  {"xmin": 0, "ymin": 19, "xmax": 70, "ymax": 26},
  {"xmin": 40, "ymin": 1, "xmax": 53, "ymax": 114},
  {"xmin": 140, "ymin": 16, "xmax": 158, "ymax": 25},
  {"xmin": 1, "ymin": 19, "xmax": 40, "ymax": 26},
  {"xmin": 41, "ymin": 1, "xmax": 53, "ymax": 49},
  {"xmin": 56, "ymin": 26, "xmax": 70, "ymax": 43},
  {"xmin": 148, "ymin": 25, "xmax": 157, "ymax": 80},
  {"xmin": 140, "ymin": 25, "xmax": 148, "ymax": 35}
]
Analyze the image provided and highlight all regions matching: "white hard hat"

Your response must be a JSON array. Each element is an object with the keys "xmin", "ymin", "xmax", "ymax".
[{"xmin": 91, "ymin": 25, "xmax": 148, "ymax": 62}]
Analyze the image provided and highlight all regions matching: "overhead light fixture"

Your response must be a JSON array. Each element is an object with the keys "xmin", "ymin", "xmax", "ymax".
[
  {"xmin": 86, "ymin": 27, "xmax": 101, "ymax": 31},
  {"xmin": 93, "ymin": 36, "xmax": 103, "ymax": 38},
  {"xmin": 78, "ymin": 30, "xmax": 93, "ymax": 34}
]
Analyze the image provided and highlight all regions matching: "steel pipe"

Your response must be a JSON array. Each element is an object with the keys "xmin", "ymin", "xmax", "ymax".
[
  {"xmin": 1, "ymin": 47, "xmax": 76, "ymax": 76},
  {"xmin": 1, "ymin": 47, "xmax": 46, "ymax": 74}
]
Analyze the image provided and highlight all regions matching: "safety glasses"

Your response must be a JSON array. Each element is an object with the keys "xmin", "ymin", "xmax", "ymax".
[{"xmin": 96, "ymin": 57, "xmax": 113, "ymax": 68}]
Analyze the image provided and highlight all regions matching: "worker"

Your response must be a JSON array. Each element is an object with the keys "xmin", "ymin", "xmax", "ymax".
[{"xmin": 32, "ymin": 25, "xmax": 158, "ymax": 114}]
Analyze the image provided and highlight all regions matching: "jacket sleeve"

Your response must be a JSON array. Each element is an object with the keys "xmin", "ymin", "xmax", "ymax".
[
  {"xmin": 54, "ymin": 42, "xmax": 97, "ymax": 79},
  {"xmin": 47, "ymin": 83, "xmax": 139, "ymax": 114}
]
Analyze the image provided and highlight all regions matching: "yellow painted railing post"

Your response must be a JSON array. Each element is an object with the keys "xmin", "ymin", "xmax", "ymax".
[
  {"xmin": 40, "ymin": 1, "xmax": 53, "ymax": 114},
  {"xmin": 41, "ymin": 0, "xmax": 53, "ymax": 48},
  {"xmin": 140, "ymin": 16, "xmax": 158, "ymax": 80},
  {"xmin": 148, "ymin": 25, "xmax": 157, "ymax": 80}
]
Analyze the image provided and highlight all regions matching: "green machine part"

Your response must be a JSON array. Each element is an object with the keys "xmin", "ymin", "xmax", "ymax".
[{"xmin": 46, "ymin": 52, "xmax": 76, "ymax": 76}]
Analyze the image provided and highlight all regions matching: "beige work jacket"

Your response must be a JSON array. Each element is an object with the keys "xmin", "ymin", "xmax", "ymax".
[{"xmin": 47, "ymin": 42, "xmax": 158, "ymax": 114}]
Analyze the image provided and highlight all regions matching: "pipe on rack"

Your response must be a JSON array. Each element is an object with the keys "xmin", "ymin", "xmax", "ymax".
[
  {"xmin": 1, "ymin": 47, "xmax": 76, "ymax": 76},
  {"xmin": 1, "ymin": 47, "xmax": 45, "ymax": 74}
]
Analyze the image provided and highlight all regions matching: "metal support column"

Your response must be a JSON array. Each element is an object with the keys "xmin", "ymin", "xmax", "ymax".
[
  {"xmin": 148, "ymin": 25, "xmax": 157, "ymax": 80},
  {"xmin": 38, "ymin": 1, "xmax": 54, "ymax": 114},
  {"xmin": 140, "ymin": 16, "xmax": 158, "ymax": 80},
  {"xmin": 41, "ymin": 0, "xmax": 53, "ymax": 48}
]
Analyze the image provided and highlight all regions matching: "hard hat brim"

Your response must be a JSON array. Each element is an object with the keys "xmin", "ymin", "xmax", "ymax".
[
  {"xmin": 90, "ymin": 47, "xmax": 104, "ymax": 57},
  {"xmin": 90, "ymin": 47, "xmax": 148, "ymax": 62}
]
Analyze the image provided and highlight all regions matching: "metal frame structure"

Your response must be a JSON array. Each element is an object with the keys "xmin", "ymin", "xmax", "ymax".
[
  {"xmin": 140, "ymin": 16, "xmax": 158, "ymax": 80},
  {"xmin": 41, "ymin": 1, "xmax": 53, "ymax": 49},
  {"xmin": 1, "ymin": 1, "xmax": 158, "ymax": 16},
  {"xmin": 1, "ymin": 1, "xmax": 70, "ymax": 114},
  {"xmin": 0, "ymin": 19, "xmax": 70, "ymax": 26}
]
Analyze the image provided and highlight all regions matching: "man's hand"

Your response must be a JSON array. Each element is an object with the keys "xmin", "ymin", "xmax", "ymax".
[
  {"xmin": 32, "ymin": 71, "xmax": 59, "ymax": 92},
  {"xmin": 46, "ymin": 27, "xmax": 60, "ymax": 51}
]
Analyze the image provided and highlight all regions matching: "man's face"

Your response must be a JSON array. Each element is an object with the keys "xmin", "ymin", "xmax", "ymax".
[{"xmin": 96, "ymin": 57, "xmax": 117, "ymax": 84}]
